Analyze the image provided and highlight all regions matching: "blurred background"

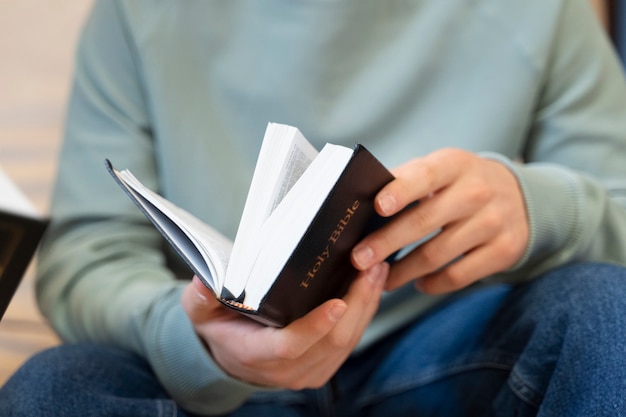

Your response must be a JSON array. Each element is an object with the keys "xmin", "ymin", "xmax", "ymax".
[
  {"xmin": 0, "ymin": 0, "xmax": 622, "ymax": 386},
  {"xmin": 0, "ymin": 0, "xmax": 93, "ymax": 384}
]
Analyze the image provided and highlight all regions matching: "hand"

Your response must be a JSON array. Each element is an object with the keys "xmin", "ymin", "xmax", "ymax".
[
  {"xmin": 351, "ymin": 148, "xmax": 529, "ymax": 294},
  {"xmin": 181, "ymin": 263, "xmax": 388, "ymax": 389}
]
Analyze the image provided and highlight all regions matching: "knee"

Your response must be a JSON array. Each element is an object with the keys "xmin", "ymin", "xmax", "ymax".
[
  {"xmin": 505, "ymin": 263, "xmax": 626, "ymax": 402},
  {"xmin": 0, "ymin": 344, "xmax": 152, "ymax": 416},
  {"xmin": 527, "ymin": 262, "xmax": 626, "ymax": 336},
  {"xmin": 543, "ymin": 262, "xmax": 626, "ymax": 307},
  {"xmin": 6, "ymin": 344, "xmax": 128, "ymax": 383},
  {"xmin": 0, "ymin": 346, "xmax": 79, "ymax": 416}
]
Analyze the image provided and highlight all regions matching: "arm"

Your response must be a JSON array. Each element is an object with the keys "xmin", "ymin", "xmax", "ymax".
[
  {"xmin": 588, "ymin": 0, "xmax": 609, "ymax": 28},
  {"xmin": 352, "ymin": 0, "xmax": 626, "ymax": 291},
  {"xmin": 504, "ymin": 0, "xmax": 626, "ymax": 279},
  {"xmin": 36, "ymin": 1, "xmax": 258, "ymax": 414}
]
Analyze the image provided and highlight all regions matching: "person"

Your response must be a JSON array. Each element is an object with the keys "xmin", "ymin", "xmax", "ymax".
[
  {"xmin": 615, "ymin": 2, "xmax": 626, "ymax": 64},
  {"xmin": 2, "ymin": 0, "xmax": 626, "ymax": 415}
]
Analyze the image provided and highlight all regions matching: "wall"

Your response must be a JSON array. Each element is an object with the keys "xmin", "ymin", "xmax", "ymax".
[{"xmin": 0, "ymin": 0, "xmax": 93, "ymax": 386}]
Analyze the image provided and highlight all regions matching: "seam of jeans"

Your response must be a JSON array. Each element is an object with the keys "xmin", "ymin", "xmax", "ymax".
[
  {"xmin": 507, "ymin": 368, "xmax": 543, "ymax": 409},
  {"xmin": 156, "ymin": 399, "xmax": 178, "ymax": 417},
  {"xmin": 355, "ymin": 359, "xmax": 516, "ymax": 408}
]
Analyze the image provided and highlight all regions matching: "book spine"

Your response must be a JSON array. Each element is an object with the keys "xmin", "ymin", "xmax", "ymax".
[{"xmin": 256, "ymin": 145, "xmax": 394, "ymax": 327}]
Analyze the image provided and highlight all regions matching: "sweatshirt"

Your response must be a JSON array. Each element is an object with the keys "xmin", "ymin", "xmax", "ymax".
[{"xmin": 36, "ymin": 0, "xmax": 626, "ymax": 414}]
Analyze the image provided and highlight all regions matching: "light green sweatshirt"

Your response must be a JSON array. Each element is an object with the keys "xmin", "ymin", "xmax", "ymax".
[{"xmin": 37, "ymin": 0, "xmax": 626, "ymax": 414}]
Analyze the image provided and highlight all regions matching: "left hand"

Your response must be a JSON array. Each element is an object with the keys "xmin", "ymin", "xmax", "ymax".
[
  {"xmin": 351, "ymin": 148, "xmax": 529, "ymax": 294},
  {"xmin": 181, "ymin": 263, "xmax": 387, "ymax": 389}
]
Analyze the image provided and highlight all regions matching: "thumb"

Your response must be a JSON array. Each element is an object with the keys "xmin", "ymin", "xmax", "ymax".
[
  {"xmin": 264, "ymin": 299, "xmax": 347, "ymax": 361},
  {"xmin": 181, "ymin": 275, "xmax": 223, "ymax": 323}
]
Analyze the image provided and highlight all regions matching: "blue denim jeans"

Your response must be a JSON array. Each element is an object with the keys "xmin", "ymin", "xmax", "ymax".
[{"xmin": 1, "ymin": 262, "xmax": 625, "ymax": 416}]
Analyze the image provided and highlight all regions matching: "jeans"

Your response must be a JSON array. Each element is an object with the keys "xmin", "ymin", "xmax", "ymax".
[{"xmin": 1, "ymin": 262, "xmax": 625, "ymax": 416}]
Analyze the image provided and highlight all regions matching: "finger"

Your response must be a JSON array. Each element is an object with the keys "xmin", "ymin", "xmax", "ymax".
[
  {"xmin": 266, "ymin": 298, "xmax": 348, "ymax": 361},
  {"xmin": 376, "ymin": 149, "xmax": 466, "ymax": 217},
  {"xmin": 293, "ymin": 263, "xmax": 388, "ymax": 386},
  {"xmin": 181, "ymin": 276, "xmax": 225, "ymax": 323},
  {"xmin": 352, "ymin": 183, "xmax": 474, "ymax": 271},
  {"xmin": 328, "ymin": 262, "xmax": 388, "ymax": 347},
  {"xmin": 385, "ymin": 215, "xmax": 494, "ymax": 290},
  {"xmin": 240, "ymin": 297, "xmax": 351, "ymax": 388},
  {"xmin": 201, "ymin": 297, "xmax": 348, "ymax": 384},
  {"xmin": 415, "ymin": 242, "xmax": 517, "ymax": 294},
  {"xmin": 295, "ymin": 264, "xmax": 387, "ymax": 362}
]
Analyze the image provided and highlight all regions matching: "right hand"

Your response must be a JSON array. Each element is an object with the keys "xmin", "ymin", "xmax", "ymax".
[{"xmin": 181, "ymin": 263, "xmax": 388, "ymax": 389}]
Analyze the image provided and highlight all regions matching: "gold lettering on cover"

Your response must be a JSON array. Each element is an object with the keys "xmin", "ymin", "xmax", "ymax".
[{"xmin": 300, "ymin": 200, "xmax": 361, "ymax": 288}]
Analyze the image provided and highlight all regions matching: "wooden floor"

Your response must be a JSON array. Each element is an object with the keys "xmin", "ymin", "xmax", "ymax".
[{"xmin": 0, "ymin": 0, "xmax": 93, "ymax": 386}]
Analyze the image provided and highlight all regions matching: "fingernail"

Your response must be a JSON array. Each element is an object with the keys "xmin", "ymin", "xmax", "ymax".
[
  {"xmin": 352, "ymin": 244, "xmax": 374, "ymax": 269},
  {"xmin": 195, "ymin": 289, "xmax": 208, "ymax": 303},
  {"xmin": 329, "ymin": 304, "xmax": 347, "ymax": 322},
  {"xmin": 367, "ymin": 263, "xmax": 384, "ymax": 284},
  {"xmin": 192, "ymin": 278, "xmax": 208, "ymax": 302},
  {"xmin": 378, "ymin": 193, "xmax": 396, "ymax": 215}
]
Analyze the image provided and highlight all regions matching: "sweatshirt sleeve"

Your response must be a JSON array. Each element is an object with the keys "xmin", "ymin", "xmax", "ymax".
[
  {"xmin": 35, "ymin": 1, "xmax": 258, "ymax": 414},
  {"xmin": 484, "ymin": 0, "xmax": 626, "ymax": 282}
]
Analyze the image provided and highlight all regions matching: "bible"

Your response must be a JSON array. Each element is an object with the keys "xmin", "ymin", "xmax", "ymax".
[
  {"xmin": 0, "ymin": 167, "xmax": 48, "ymax": 321},
  {"xmin": 106, "ymin": 123, "xmax": 394, "ymax": 327}
]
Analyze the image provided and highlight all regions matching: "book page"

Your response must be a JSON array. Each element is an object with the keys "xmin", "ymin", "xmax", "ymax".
[
  {"xmin": 242, "ymin": 144, "xmax": 353, "ymax": 310},
  {"xmin": 271, "ymin": 140, "xmax": 317, "ymax": 211},
  {"xmin": 223, "ymin": 123, "xmax": 318, "ymax": 299},
  {"xmin": 0, "ymin": 167, "xmax": 40, "ymax": 218},
  {"xmin": 113, "ymin": 168, "xmax": 233, "ymax": 293}
]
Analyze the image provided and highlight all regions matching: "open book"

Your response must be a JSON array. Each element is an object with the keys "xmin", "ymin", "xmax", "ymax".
[
  {"xmin": 107, "ymin": 123, "xmax": 394, "ymax": 326},
  {"xmin": 0, "ymin": 167, "xmax": 48, "ymax": 321}
]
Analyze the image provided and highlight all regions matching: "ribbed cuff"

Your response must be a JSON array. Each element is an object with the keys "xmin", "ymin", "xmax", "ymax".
[{"xmin": 143, "ymin": 285, "xmax": 260, "ymax": 415}]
